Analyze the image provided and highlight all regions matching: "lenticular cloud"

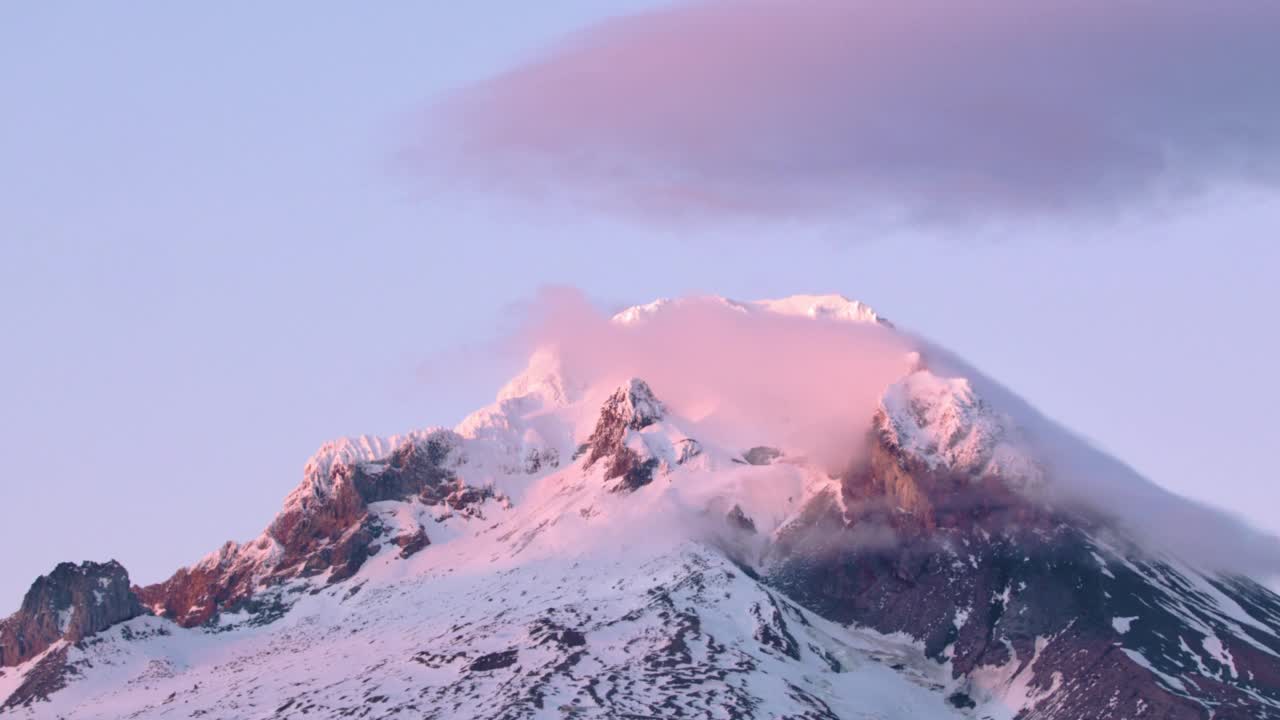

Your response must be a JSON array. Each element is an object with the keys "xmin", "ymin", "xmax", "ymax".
[{"xmin": 419, "ymin": 0, "xmax": 1280, "ymax": 222}]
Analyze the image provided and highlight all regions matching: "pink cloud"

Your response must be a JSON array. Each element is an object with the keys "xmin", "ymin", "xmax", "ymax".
[
  {"xmin": 420, "ymin": 0, "xmax": 1280, "ymax": 221},
  {"xmin": 517, "ymin": 287, "xmax": 913, "ymax": 469}
]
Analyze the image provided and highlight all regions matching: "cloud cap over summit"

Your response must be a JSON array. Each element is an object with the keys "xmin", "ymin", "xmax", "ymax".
[{"xmin": 422, "ymin": 0, "xmax": 1280, "ymax": 222}]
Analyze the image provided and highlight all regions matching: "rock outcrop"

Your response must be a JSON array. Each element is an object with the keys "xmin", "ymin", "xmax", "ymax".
[
  {"xmin": 0, "ymin": 560, "xmax": 144, "ymax": 668},
  {"xmin": 581, "ymin": 379, "xmax": 703, "ymax": 494},
  {"xmin": 583, "ymin": 379, "xmax": 668, "ymax": 492},
  {"xmin": 137, "ymin": 433, "xmax": 496, "ymax": 627}
]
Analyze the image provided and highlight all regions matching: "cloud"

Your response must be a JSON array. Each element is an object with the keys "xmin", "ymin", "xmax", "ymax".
[
  {"xmin": 505, "ymin": 288, "xmax": 1280, "ymax": 576},
  {"xmin": 517, "ymin": 288, "xmax": 914, "ymax": 469},
  {"xmin": 418, "ymin": 0, "xmax": 1280, "ymax": 222}
]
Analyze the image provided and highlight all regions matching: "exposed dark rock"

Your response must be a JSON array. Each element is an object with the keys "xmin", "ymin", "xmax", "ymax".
[
  {"xmin": 583, "ymin": 379, "xmax": 673, "ymax": 494},
  {"xmin": 584, "ymin": 380, "xmax": 662, "ymax": 465},
  {"xmin": 767, "ymin": 424, "xmax": 1280, "ymax": 719},
  {"xmin": 726, "ymin": 505, "xmax": 757, "ymax": 534},
  {"xmin": 412, "ymin": 649, "xmax": 467, "ymax": 669},
  {"xmin": 469, "ymin": 649, "xmax": 518, "ymax": 672},
  {"xmin": 0, "ymin": 560, "xmax": 144, "ymax": 668},
  {"xmin": 0, "ymin": 645, "xmax": 73, "ymax": 710},
  {"xmin": 395, "ymin": 526, "xmax": 431, "ymax": 559},
  {"xmin": 426, "ymin": 478, "xmax": 497, "ymax": 517},
  {"xmin": 325, "ymin": 520, "xmax": 378, "ymax": 584},
  {"xmin": 742, "ymin": 446, "xmax": 782, "ymax": 466},
  {"xmin": 750, "ymin": 596, "xmax": 800, "ymax": 660},
  {"xmin": 215, "ymin": 589, "xmax": 293, "ymax": 629},
  {"xmin": 530, "ymin": 617, "xmax": 587, "ymax": 649},
  {"xmin": 555, "ymin": 629, "xmax": 587, "ymax": 648},
  {"xmin": 580, "ymin": 380, "xmax": 701, "ymax": 494},
  {"xmin": 609, "ymin": 456, "xmax": 660, "ymax": 493}
]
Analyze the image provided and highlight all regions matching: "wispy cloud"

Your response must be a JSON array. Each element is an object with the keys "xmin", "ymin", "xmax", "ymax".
[{"xmin": 419, "ymin": 0, "xmax": 1280, "ymax": 222}]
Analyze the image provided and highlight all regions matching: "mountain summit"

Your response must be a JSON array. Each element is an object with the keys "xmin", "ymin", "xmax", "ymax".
[{"xmin": 2, "ymin": 295, "xmax": 1278, "ymax": 719}]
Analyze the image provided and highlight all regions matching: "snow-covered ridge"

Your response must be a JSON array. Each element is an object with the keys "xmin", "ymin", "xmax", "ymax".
[
  {"xmin": 294, "ymin": 430, "xmax": 456, "ymax": 502},
  {"xmin": 293, "ymin": 294, "xmax": 1022, "ymax": 525},
  {"xmin": 611, "ymin": 293, "xmax": 888, "ymax": 326},
  {"xmin": 754, "ymin": 293, "xmax": 888, "ymax": 325}
]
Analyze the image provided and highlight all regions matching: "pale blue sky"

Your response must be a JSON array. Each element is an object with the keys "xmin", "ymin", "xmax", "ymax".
[{"xmin": 1, "ymin": 3, "xmax": 1277, "ymax": 606}]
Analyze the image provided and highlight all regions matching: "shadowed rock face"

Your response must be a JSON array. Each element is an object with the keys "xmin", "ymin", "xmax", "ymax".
[
  {"xmin": 768, "ymin": 428, "xmax": 1280, "ymax": 720},
  {"xmin": 0, "ymin": 560, "xmax": 144, "ymax": 668}
]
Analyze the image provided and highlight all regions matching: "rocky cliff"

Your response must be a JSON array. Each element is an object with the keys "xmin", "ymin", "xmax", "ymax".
[{"xmin": 0, "ymin": 560, "xmax": 143, "ymax": 667}]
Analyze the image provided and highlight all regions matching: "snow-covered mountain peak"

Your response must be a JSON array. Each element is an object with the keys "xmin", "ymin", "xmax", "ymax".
[
  {"xmin": 754, "ymin": 293, "xmax": 888, "ymax": 325},
  {"xmin": 610, "ymin": 293, "xmax": 887, "ymax": 326},
  {"xmin": 604, "ymin": 378, "xmax": 666, "ymax": 430},
  {"xmin": 610, "ymin": 295, "xmax": 748, "ymax": 324},
  {"xmin": 493, "ymin": 346, "xmax": 578, "ymax": 406},
  {"xmin": 579, "ymin": 378, "xmax": 706, "ymax": 493},
  {"xmin": 7, "ymin": 292, "xmax": 1280, "ymax": 719}
]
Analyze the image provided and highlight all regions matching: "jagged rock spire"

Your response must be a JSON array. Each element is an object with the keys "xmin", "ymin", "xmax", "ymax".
[{"xmin": 583, "ymin": 379, "xmax": 668, "ymax": 492}]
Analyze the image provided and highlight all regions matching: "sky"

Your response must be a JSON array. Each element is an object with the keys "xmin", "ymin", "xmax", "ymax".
[{"xmin": 1, "ymin": 2, "xmax": 1278, "ymax": 606}]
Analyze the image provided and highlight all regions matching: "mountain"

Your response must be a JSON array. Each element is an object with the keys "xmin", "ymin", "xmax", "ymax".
[{"xmin": 2, "ymin": 294, "xmax": 1278, "ymax": 719}]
